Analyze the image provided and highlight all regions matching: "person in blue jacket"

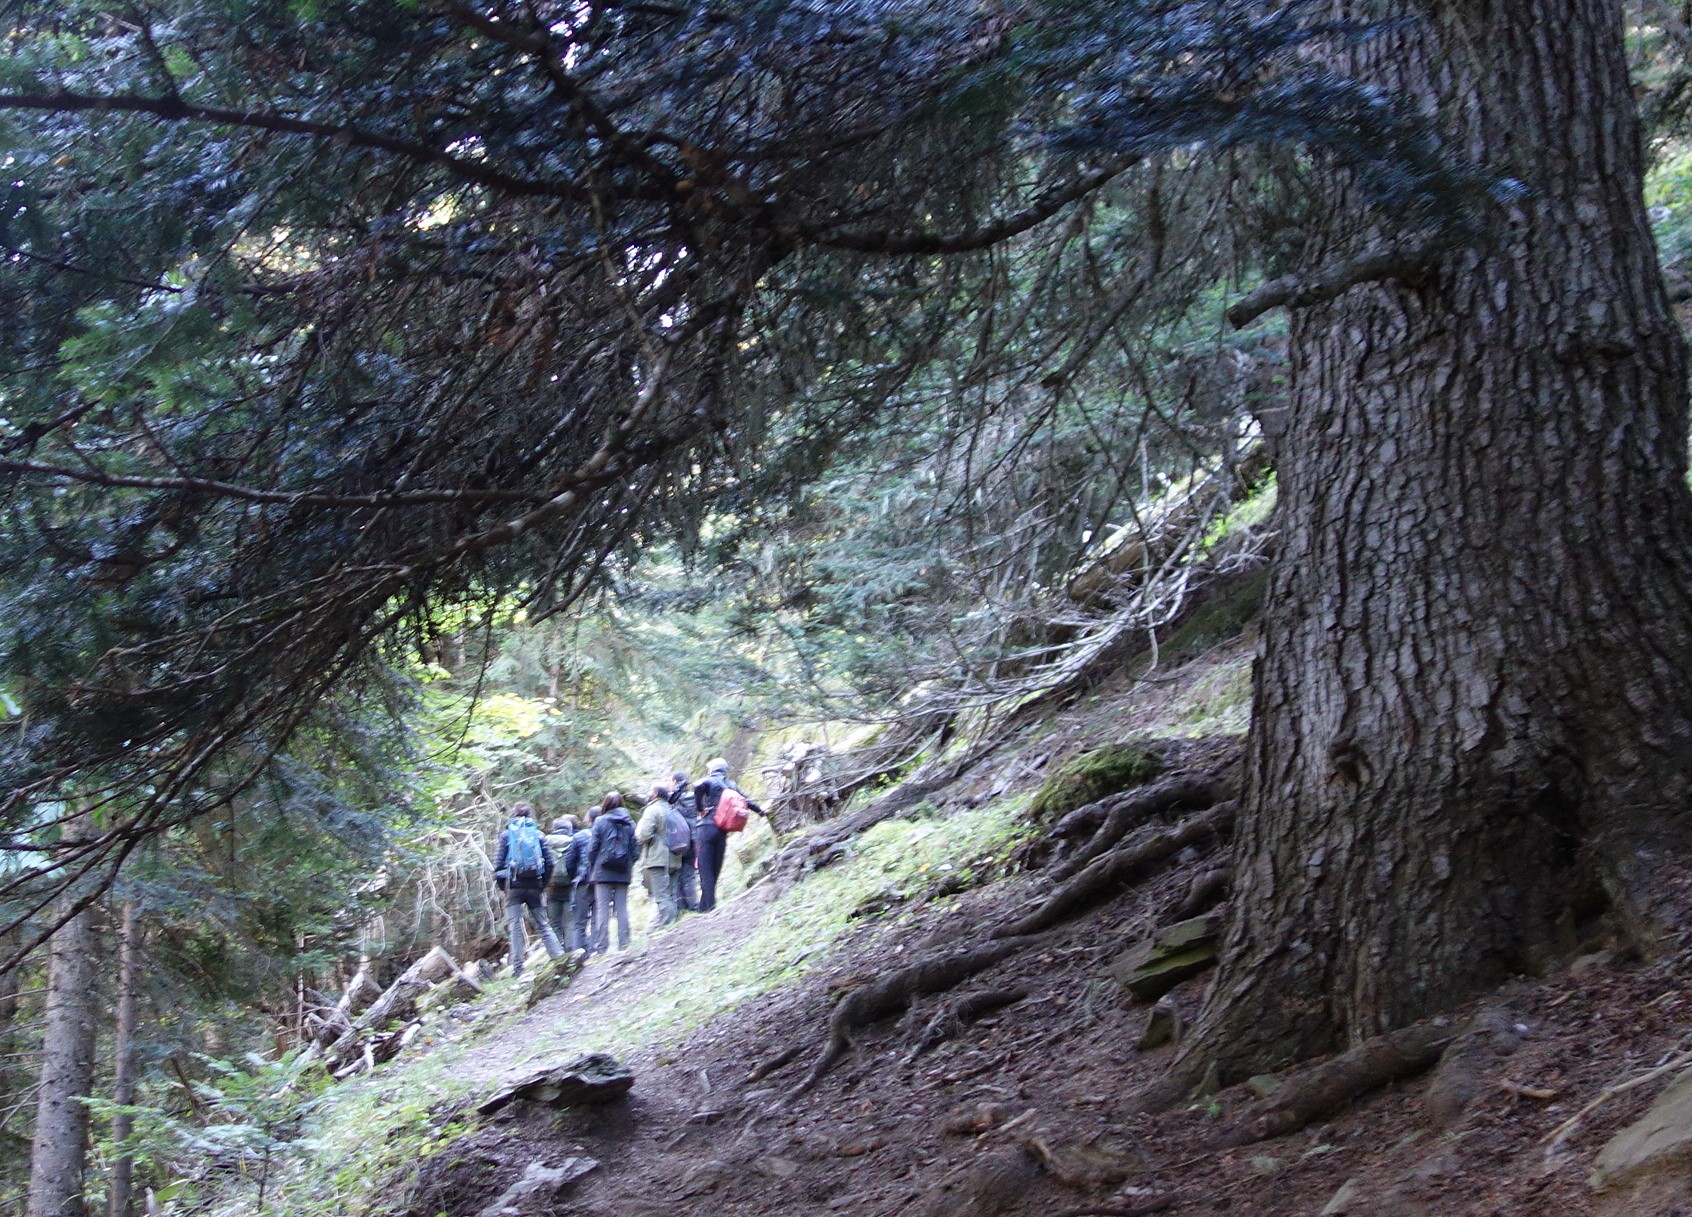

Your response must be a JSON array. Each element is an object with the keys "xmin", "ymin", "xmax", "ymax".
[{"xmin": 493, "ymin": 802, "xmax": 565, "ymax": 976}]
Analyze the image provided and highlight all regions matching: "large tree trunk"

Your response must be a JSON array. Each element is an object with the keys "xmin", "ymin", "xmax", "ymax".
[
  {"xmin": 27, "ymin": 838, "xmax": 101, "ymax": 1217},
  {"xmin": 1179, "ymin": 0, "xmax": 1692, "ymax": 1084}
]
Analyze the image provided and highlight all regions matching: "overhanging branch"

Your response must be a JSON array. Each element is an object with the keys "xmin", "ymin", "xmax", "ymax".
[
  {"xmin": 793, "ymin": 160, "xmax": 1133, "ymax": 256},
  {"xmin": 0, "ymin": 90, "xmax": 589, "ymax": 202},
  {"xmin": 1225, "ymin": 239, "xmax": 1443, "ymax": 329}
]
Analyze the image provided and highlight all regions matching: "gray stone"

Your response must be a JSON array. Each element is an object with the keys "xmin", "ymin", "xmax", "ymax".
[
  {"xmin": 1136, "ymin": 999, "xmax": 1179, "ymax": 1051},
  {"xmin": 1106, "ymin": 914, "xmax": 1220, "ymax": 1003},
  {"xmin": 1590, "ymin": 1069, "xmax": 1692, "ymax": 1215},
  {"xmin": 1319, "ymin": 1179, "xmax": 1360, "ymax": 1215},
  {"xmin": 524, "ymin": 950, "xmax": 586, "ymax": 1008},
  {"xmin": 475, "ymin": 1157, "xmax": 598, "ymax": 1217},
  {"xmin": 476, "ymin": 1053, "xmax": 634, "ymax": 1116}
]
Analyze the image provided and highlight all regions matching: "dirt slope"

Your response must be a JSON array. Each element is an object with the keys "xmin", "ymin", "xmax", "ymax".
[{"xmin": 383, "ymin": 711, "xmax": 1692, "ymax": 1217}]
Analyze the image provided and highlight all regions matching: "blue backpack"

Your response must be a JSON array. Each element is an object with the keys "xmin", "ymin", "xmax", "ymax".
[{"xmin": 506, "ymin": 818, "xmax": 545, "ymax": 883}]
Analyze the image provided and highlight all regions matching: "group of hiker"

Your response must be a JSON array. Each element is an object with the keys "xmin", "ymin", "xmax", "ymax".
[{"xmin": 490, "ymin": 758, "xmax": 764, "ymax": 974}]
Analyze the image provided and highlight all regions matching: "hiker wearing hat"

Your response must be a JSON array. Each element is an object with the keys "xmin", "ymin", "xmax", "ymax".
[{"xmin": 691, "ymin": 758, "xmax": 764, "ymax": 912}]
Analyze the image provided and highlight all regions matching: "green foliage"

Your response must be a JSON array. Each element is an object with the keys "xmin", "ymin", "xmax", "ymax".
[
  {"xmin": 1647, "ymin": 146, "xmax": 1692, "ymax": 271},
  {"xmin": 86, "ymin": 1051, "xmax": 325, "ymax": 1213},
  {"xmin": 1028, "ymin": 743, "xmax": 1166, "ymax": 823}
]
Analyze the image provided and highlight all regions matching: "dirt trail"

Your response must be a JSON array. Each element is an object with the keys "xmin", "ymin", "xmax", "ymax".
[
  {"xmin": 457, "ymin": 880, "xmax": 783, "ymax": 1087},
  {"xmin": 386, "ymin": 659, "xmax": 1692, "ymax": 1217},
  {"xmin": 398, "ymin": 815, "xmax": 1692, "ymax": 1217}
]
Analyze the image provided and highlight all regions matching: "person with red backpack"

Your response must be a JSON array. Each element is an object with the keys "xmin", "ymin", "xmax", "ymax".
[{"xmin": 691, "ymin": 757, "xmax": 764, "ymax": 913}]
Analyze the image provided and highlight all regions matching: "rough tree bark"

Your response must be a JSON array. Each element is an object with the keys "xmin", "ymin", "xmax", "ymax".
[
  {"xmin": 108, "ymin": 900, "xmax": 142, "ymax": 1217},
  {"xmin": 1178, "ymin": 0, "xmax": 1692, "ymax": 1085},
  {"xmin": 27, "ymin": 824, "xmax": 100, "ymax": 1217}
]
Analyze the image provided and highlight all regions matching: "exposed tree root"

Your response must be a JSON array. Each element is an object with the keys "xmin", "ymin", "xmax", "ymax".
[
  {"xmin": 1000, "ymin": 802, "xmax": 1235, "ymax": 940},
  {"xmin": 906, "ymin": 988, "xmax": 1029, "ymax": 1061},
  {"xmin": 1049, "ymin": 1200, "xmax": 1185, "ymax": 1217},
  {"xmin": 1170, "ymin": 865, "xmax": 1231, "ymax": 920},
  {"xmin": 1213, "ymin": 1021, "xmax": 1459, "ymax": 1147},
  {"xmin": 745, "ymin": 1043, "xmax": 804, "ymax": 1084},
  {"xmin": 1422, "ymin": 1005, "xmax": 1523, "ymax": 1129},
  {"xmin": 786, "ymin": 935, "xmax": 1049, "ymax": 1102},
  {"xmin": 1051, "ymin": 774, "xmax": 1231, "ymax": 883}
]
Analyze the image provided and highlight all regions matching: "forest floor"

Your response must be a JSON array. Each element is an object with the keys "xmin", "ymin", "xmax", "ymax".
[{"xmin": 274, "ymin": 634, "xmax": 1692, "ymax": 1217}]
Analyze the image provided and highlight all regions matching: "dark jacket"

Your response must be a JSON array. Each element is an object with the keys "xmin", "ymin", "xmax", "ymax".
[
  {"xmin": 494, "ymin": 816, "xmax": 554, "ymax": 889},
  {"xmin": 565, "ymin": 827, "xmax": 593, "ymax": 886},
  {"xmin": 670, "ymin": 780, "xmax": 699, "ymax": 825},
  {"xmin": 584, "ymin": 808, "xmax": 637, "ymax": 885},
  {"xmin": 694, "ymin": 773, "xmax": 763, "ymax": 828}
]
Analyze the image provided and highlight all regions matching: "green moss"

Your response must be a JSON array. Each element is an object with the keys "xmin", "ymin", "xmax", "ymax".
[{"xmin": 1028, "ymin": 742, "xmax": 1165, "ymax": 822}]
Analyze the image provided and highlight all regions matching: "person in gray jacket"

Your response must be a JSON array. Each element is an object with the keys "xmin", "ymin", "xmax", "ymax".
[
  {"xmin": 583, "ymin": 792, "xmax": 637, "ymax": 953},
  {"xmin": 635, "ymin": 783, "xmax": 681, "ymax": 929}
]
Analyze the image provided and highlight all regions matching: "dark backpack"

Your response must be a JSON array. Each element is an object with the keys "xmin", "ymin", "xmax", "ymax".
[
  {"xmin": 671, "ymin": 785, "xmax": 698, "ymax": 820},
  {"xmin": 599, "ymin": 817, "xmax": 636, "ymax": 871},
  {"xmin": 506, "ymin": 819, "xmax": 545, "ymax": 883},
  {"xmin": 664, "ymin": 806, "xmax": 692, "ymax": 854}
]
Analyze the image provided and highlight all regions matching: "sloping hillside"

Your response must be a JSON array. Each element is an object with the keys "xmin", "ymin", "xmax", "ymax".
[{"xmin": 209, "ymin": 618, "xmax": 1692, "ymax": 1217}]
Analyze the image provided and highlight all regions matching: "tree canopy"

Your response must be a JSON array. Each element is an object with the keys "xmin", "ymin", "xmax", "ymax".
[{"xmin": 0, "ymin": 0, "xmax": 1460, "ymax": 948}]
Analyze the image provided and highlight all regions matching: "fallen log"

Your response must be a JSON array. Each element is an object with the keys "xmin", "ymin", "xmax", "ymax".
[{"xmin": 323, "ymin": 946, "xmax": 467, "ymax": 1073}]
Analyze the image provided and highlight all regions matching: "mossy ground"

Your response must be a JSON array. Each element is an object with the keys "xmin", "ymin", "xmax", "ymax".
[{"xmin": 1028, "ymin": 742, "xmax": 1165, "ymax": 823}]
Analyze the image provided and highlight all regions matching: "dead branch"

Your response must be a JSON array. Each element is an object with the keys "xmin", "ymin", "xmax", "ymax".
[
  {"xmin": 322, "ymin": 946, "xmax": 472, "ymax": 1074},
  {"xmin": 1000, "ymin": 802, "xmax": 1235, "ymax": 939},
  {"xmin": 1542, "ymin": 1045, "xmax": 1692, "ymax": 1160},
  {"xmin": 1215, "ymin": 1021, "xmax": 1459, "ymax": 1147},
  {"xmin": 1225, "ymin": 240, "xmax": 1441, "ymax": 329}
]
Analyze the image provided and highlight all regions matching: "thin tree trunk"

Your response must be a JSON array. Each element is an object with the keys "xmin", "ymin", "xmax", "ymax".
[
  {"xmin": 108, "ymin": 900, "xmax": 142, "ymax": 1217},
  {"xmin": 0, "ymin": 927, "xmax": 23, "ymax": 1101},
  {"xmin": 1178, "ymin": 0, "xmax": 1692, "ymax": 1085},
  {"xmin": 27, "ymin": 819, "xmax": 100, "ymax": 1217}
]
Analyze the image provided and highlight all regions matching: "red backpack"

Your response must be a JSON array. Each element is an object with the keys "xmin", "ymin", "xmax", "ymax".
[{"xmin": 713, "ymin": 787, "xmax": 750, "ymax": 832}]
